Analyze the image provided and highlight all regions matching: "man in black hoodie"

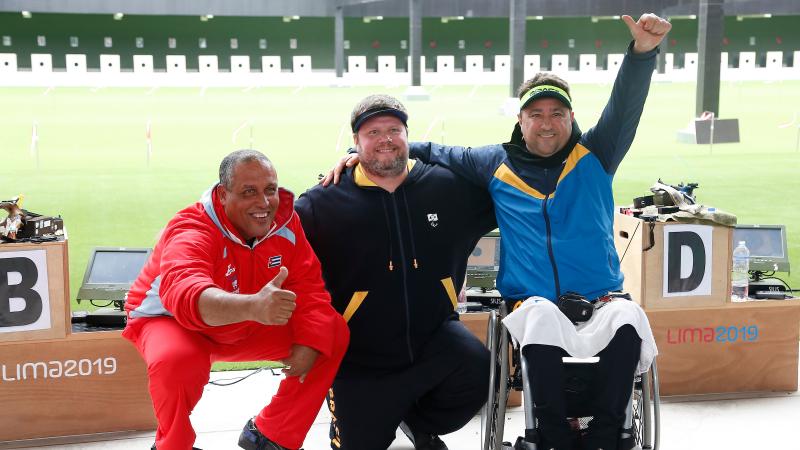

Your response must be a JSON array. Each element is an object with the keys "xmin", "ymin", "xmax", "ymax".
[{"xmin": 295, "ymin": 94, "xmax": 496, "ymax": 450}]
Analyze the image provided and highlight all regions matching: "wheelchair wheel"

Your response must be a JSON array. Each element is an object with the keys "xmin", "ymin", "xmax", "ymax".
[
  {"xmin": 630, "ymin": 374, "xmax": 646, "ymax": 449},
  {"xmin": 630, "ymin": 360, "xmax": 659, "ymax": 450},
  {"xmin": 480, "ymin": 307, "xmax": 510, "ymax": 450}
]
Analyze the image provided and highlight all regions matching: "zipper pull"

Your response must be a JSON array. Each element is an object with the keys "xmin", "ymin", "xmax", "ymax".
[
  {"xmin": 389, "ymin": 260, "xmax": 394, "ymax": 271},
  {"xmin": 412, "ymin": 258, "xmax": 418, "ymax": 269}
]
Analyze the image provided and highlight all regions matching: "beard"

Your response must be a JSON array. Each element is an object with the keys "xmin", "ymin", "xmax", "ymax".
[{"xmin": 360, "ymin": 149, "xmax": 408, "ymax": 178}]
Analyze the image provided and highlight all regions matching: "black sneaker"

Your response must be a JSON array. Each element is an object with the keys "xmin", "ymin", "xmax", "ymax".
[
  {"xmin": 399, "ymin": 421, "xmax": 448, "ymax": 450},
  {"xmin": 617, "ymin": 427, "xmax": 635, "ymax": 450},
  {"xmin": 238, "ymin": 418, "xmax": 292, "ymax": 450},
  {"xmin": 581, "ymin": 425, "xmax": 618, "ymax": 450}
]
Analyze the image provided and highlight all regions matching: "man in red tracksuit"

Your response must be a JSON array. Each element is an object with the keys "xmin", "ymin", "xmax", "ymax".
[{"xmin": 123, "ymin": 149, "xmax": 349, "ymax": 450}]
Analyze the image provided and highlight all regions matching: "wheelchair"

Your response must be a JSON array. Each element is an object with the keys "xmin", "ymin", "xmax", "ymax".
[{"xmin": 480, "ymin": 301, "xmax": 661, "ymax": 450}]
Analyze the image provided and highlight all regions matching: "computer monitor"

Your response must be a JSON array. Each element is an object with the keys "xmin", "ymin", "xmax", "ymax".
[
  {"xmin": 77, "ymin": 247, "xmax": 152, "ymax": 304},
  {"xmin": 467, "ymin": 231, "xmax": 501, "ymax": 290},
  {"xmin": 732, "ymin": 225, "xmax": 790, "ymax": 273}
]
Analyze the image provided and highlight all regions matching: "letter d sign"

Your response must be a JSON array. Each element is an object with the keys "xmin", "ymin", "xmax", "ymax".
[
  {"xmin": 663, "ymin": 225, "xmax": 713, "ymax": 297},
  {"xmin": 0, "ymin": 250, "xmax": 51, "ymax": 332}
]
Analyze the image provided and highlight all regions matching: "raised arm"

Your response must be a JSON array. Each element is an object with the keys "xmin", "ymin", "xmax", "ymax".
[{"xmin": 583, "ymin": 13, "xmax": 671, "ymax": 174}]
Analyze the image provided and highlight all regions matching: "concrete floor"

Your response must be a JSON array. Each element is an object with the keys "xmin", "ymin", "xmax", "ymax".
[{"xmin": 0, "ymin": 366, "xmax": 796, "ymax": 450}]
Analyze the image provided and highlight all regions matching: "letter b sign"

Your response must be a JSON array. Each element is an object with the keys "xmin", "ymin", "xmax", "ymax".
[{"xmin": 0, "ymin": 251, "xmax": 48, "ymax": 330}]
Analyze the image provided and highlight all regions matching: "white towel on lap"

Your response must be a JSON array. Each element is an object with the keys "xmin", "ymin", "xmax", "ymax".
[{"xmin": 502, "ymin": 297, "xmax": 658, "ymax": 375}]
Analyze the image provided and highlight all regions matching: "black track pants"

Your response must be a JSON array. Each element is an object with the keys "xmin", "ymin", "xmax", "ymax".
[
  {"xmin": 328, "ymin": 319, "xmax": 490, "ymax": 450},
  {"xmin": 522, "ymin": 325, "xmax": 642, "ymax": 450}
]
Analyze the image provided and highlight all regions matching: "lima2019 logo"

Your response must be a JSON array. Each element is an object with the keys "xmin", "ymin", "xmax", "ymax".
[{"xmin": 665, "ymin": 325, "xmax": 759, "ymax": 344}]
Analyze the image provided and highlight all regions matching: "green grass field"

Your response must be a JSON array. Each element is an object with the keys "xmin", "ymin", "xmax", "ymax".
[{"xmin": 2, "ymin": 80, "xmax": 799, "ymax": 307}]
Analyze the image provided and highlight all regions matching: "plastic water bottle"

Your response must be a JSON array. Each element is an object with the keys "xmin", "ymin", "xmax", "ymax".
[
  {"xmin": 457, "ymin": 290, "xmax": 468, "ymax": 314},
  {"xmin": 731, "ymin": 241, "xmax": 750, "ymax": 302}
]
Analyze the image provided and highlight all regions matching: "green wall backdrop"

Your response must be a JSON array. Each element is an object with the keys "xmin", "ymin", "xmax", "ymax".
[{"xmin": 0, "ymin": 12, "xmax": 798, "ymax": 70}]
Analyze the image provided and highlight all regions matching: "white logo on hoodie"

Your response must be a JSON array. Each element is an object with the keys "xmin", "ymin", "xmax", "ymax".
[{"xmin": 427, "ymin": 213, "xmax": 439, "ymax": 227}]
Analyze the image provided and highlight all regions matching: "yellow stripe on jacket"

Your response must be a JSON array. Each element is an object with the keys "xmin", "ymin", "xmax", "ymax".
[
  {"xmin": 342, "ymin": 291, "xmax": 368, "ymax": 322},
  {"xmin": 492, "ymin": 145, "xmax": 591, "ymax": 200},
  {"xmin": 441, "ymin": 277, "xmax": 458, "ymax": 309}
]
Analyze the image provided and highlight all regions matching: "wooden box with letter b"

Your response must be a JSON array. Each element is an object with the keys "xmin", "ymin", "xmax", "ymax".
[
  {"xmin": 1, "ymin": 238, "xmax": 157, "ymax": 442},
  {"xmin": 613, "ymin": 213, "xmax": 733, "ymax": 309},
  {"xmin": 0, "ymin": 331, "xmax": 156, "ymax": 441},
  {"xmin": 0, "ymin": 239, "xmax": 70, "ymax": 342}
]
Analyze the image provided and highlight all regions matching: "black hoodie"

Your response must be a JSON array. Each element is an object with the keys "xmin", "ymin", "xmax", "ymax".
[{"xmin": 296, "ymin": 161, "xmax": 496, "ymax": 374}]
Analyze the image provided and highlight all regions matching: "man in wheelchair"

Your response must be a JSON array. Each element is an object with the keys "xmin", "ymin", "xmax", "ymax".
[
  {"xmin": 494, "ymin": 14, "xmax": 668, "ymax": 448},
  {"xmin": 404, "ymin": 13, "xmax": 667, "ymax": 450}
]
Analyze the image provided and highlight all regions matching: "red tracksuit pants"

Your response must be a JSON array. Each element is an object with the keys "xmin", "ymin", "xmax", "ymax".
[{"xmin": 125, "ymin": 316, "xmax": 348, "ymax": 450}]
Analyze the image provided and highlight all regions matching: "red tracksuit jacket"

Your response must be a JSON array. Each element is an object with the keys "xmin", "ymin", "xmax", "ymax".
[{"xmin": 123, "ymin": 186, "xmax": 339, "ymax": 358}]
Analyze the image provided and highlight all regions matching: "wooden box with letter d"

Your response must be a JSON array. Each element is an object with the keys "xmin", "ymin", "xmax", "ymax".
[{"xmin": 613, "ymin": 213, "xmax": 733, "ymax": 309}]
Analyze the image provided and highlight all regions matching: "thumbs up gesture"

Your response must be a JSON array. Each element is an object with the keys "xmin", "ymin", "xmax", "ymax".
[
  {"xmin": 622, "ymin": 13, "xmax": 672, "ymax": 54},
  {"xmin": 253, "ymin": 266, "xmax": 297, "ymax": 325}
]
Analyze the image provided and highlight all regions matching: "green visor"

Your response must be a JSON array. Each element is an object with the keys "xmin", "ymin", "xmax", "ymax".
[{"xmin": 519, "ymin": 84, "xmax": 572, "ymax": 111}]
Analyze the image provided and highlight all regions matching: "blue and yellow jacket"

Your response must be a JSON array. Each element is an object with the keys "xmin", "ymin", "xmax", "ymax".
[
  {"xmin": 296, "ymin": 161, "xmax": 496, "ymax": 373},
  {"xmin": 410, "ymin": 44, "xmax": 657, "ymax": 302}
]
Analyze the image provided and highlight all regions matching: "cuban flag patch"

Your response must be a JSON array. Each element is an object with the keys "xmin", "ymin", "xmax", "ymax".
[{"xmin": 268, "ymin": 255, "xmax": 283, "ymax": 268}]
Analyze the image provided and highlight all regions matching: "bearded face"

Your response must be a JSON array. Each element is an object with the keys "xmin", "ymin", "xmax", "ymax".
[{"xmin": 354, "ymin": 115, "xmax": 409, "ymax": 178}]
